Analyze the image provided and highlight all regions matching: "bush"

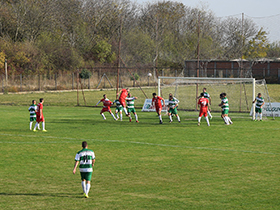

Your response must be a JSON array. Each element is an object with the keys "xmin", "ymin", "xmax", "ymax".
[{"xmin": 79, "ymin": 69, "xmax": 91, "ymax": 79}]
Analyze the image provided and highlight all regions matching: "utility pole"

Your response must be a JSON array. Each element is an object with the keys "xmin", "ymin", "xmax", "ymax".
[
  {"xmin": 239, "ymin": 13, "xmax": 244, "ymax": 112},
  {"xmin": 5, "ymin": 58, "xmax": 7, "ymax": 83},
  {"xmin": 196, "ymin": 12, "xmax": 200, "ymax": 111},
  {"xmin": 117, "ymin": 16, "xmax": 122, "ymax": 95},
  {"xmin": 240, "ymin": 13, "xmax": 244, "ymax": 78}
]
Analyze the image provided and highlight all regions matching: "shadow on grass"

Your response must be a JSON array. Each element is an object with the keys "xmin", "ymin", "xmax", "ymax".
[{"xmin": 0, "ymin": 192, "xmax": 85, "ymax": 198}]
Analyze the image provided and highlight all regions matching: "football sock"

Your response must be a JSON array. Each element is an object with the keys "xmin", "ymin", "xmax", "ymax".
[
  {"xmin": 42, "ymin": 122, "xmax": 45, "ymax": 130},
  {"xmin": 159, "ymin": 115, "xmax": 162, "ymax": 121},
  {"xmin": 205, "ymin": 117, "xmax": 210, "ymax": 126},
  {"xmin": 223, "ymin": 117, "xmax": 229, "ymax": 124},
  {"xmin": 260, "ymin": 113, "xmax": 262, "ymax": 120},
  {"xmin": 111, "ymin": 113, "xmax": 116, "ymax": 120},
  {"xmin": 101, "ymin": 113, "xmax": 106, "ymax": 120},
  {"xmin": 169, "ymin": 115, "xmax": 172, "ymax": 121},
  {"xmin": 135, "ymin": 114, "xmax": 138, "ymax": 121},
  {"xmin": 115, "ymin": 113, "xmax": 119, "ymax": 118},
  {"xmin": 255, "ymin": 113, "xmax": 258, "ymax": 120},
  {"xmin": 81, "ymin": 181, "xmax": 86, "ymax": 193},
  {"xmin": 86, "ymin": 183, "xmax": 91, "ymax": 195},
  {"xmin": 227, "ymin": 117, "xmax": 232, "ymax": 124},
  {"xmin": 177, "ymin": 115, "xmax": 180, "ymax": 122},
  {"xmin": 120, "ymin": 113, "xmax": 123, "ymax": 121},
  {"xmin": 198, "ymin": 117, "xmax": 201, "ymax": 123},
  {"xmin": 207, "ymin": 111, "xmax": 212, "ymax": 118},
  {"xmin": 30, "ymin": 122, "xmax": 33, "ymax": 130},
  {"xmin": 34, "ymin": 122, "xmax": 39, "ymax": 130},
  {"xmin": 123, "ymin": 108, "xmax": 128, "ymax": 115}
]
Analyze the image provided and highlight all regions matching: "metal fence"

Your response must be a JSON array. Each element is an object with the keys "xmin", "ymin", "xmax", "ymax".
[{"xmin": 1, "ymin": 66, "xmax": 279, "ymax": 93}]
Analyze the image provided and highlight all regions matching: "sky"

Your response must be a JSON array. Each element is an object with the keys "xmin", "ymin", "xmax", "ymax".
[{"xmin": 136, "ymin": 0, "xmax": 280, "ymax": 42}]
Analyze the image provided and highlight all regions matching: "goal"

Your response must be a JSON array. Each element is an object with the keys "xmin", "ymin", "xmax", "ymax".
[{"xmin": 157, "ymin": 77, "xmax": 273, "ymax": 120}]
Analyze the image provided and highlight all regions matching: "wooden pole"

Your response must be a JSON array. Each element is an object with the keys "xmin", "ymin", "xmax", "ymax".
[
  {"xmin": 196, "ymin": 12, "xmax": 200, "ymax": 111},
  {"xmin": 77, "ymin": 69, "xmax": 79, "ymax": 106},
  {"xmin": 117, "ymin": 16, "xmax": 122, "ymax": 95}
]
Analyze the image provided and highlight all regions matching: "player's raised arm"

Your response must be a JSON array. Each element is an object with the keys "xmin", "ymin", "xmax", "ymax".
[{"xmin": 95, "ymin": 100, "xmax": 101, "ymax": 107}]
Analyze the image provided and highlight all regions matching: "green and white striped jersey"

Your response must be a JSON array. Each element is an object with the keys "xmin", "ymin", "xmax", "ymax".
[
  {"xmin": 221, "ymin": 97, "xmax": 229, "ymax": 110},
  {"xmin": 113, "ymin": 99, "xmax": 122, "ymax": 108},
  {"xmin": 168, "ymin": 98, "xmax": 179, "ymax": 109},
  {"xmin": 126, "ymin": 97, "xmax": 136, "ymax": 108},
  {"xmin": 28, "ymin": 104, "xmax": 37, "ymax": 117},
  {"xmin": 202, "ymin": 92, "xmax": 210, "ymax": 99},
  {"xmin": 75, "ymin": 148, "xmax": 95, "ymax": 172},
  {"xmin": 255, "ymin": 97, "xmax": 264, "ymax": 108}
]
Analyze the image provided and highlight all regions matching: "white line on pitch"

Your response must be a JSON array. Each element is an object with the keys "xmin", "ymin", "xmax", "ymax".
[{"xmin": 0, "ymin": 133, "xmax": 278, "ymax": 155}]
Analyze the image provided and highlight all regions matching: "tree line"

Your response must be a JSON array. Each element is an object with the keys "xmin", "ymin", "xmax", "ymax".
[{"xmin": 0, "ymin": 0, "xmax": 280, "ymax": 75}]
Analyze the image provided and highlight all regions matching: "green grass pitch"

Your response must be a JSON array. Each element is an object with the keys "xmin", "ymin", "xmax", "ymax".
[{"xmin": 0, "ymin": 102, "xmax": 279, "ymax": 210}]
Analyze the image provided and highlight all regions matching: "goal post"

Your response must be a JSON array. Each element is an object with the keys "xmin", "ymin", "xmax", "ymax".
[{"xmin": 158, "ymin": 76, "xmax": 257, "ymax": 120}]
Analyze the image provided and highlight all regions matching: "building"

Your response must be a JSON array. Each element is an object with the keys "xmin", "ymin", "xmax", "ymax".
[{"xmin": 185, "ymin": 59, "xmax": 280, "ymax": 83}]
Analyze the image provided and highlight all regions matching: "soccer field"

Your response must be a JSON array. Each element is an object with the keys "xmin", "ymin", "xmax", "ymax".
[{"xmin": 0, "ymin": 105, "xmax": 279, "ymax": 210}]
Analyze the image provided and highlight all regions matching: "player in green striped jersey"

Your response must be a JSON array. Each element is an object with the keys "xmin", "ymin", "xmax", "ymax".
[
  {"xmin": 218, "ymin": 93, "xmax": 233, "ymax": 125},
  {"xmin": 168, "ymin": 93, "xmax": 180, "ymax": 123},
  {"xmin": 126, "ymin": 93, "xmax": 139, "ymax": 122},
  {"xmin": 73, "ymin": 141, "xmax": 95, "ymax": 198},
  {"xmin": 113, "ymin": 94, "xmax": 123, "ymax": 121},
  {"xmin": 252, "ymin": 93, "xmax": 265, "ymax": 121},
  {"xmin": 28, "ymin": 100, "xmax": 38, "ymax": 130}
]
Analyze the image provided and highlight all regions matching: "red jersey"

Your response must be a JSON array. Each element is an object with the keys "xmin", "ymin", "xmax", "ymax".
[
  {"xmin": 36, "ymin": 102, "xmax": 44, "ymax": 122},
  {"xmin": 36, "ymin": 103, "xmax": 43, "ymax": 115},
  {"xmin": 198, "ymin": 98, "xmax": 209, "ymax": 109},
  {"xmin": 152, "ymin": 96, "xmax": 164, "ymax": 108},
  {"xmin": 100, "ymin": 98, "xmax": 113, "ymax": 108},
  {"xmin": 119, "ymin": 89, "xmax": 128, "ymax": 100}
]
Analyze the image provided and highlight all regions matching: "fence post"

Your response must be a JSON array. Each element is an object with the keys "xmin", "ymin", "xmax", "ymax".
[
  {"xmin": 278, "ymin": 68, "xmax": 280, "ymax": 83},
  {"xmin": 72, "ymin": 72, "xmax": 74, "ymax": 90},
  {"xmin": 55, "ymin": 73, "xmax": 57, "ymax": 90},
  {"xmin": 88, "ymin": 78, "xmax": 90, "ymax": 89},
  {"xmin": 20, "ymin": 74, "xmax": 22, "ymax": 91},
  {"xmin": 2, "ymin": 74, "xmax": 4, "ymax": 93},
  {"xmin": 38, "ymin": 73, "xmax": 41, "ymax": 91}
]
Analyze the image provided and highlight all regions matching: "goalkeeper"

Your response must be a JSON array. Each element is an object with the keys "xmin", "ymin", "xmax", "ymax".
[
  {"xmin": 168, "ymin": 93, "xmax": 180, "ymax": 123},
  {"xmin": 252, "ymin": 93, "xmax": 265, "ymax": 121}
]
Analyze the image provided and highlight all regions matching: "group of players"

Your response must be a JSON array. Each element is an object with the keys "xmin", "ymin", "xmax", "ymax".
[
  {"xmin": 95, "ymin": 88, "xmax": 139, "ymax": 123},
  {"xmin": 94, "ymin": 87, "xmax": 265, "ymax": 126},
  {"xmin": 28, "ymin": 88, "xmax": 265, "ymax": 129},
  {"xmin": 28, "ymin": 98, "xmax": 47, "ymax": 131}
]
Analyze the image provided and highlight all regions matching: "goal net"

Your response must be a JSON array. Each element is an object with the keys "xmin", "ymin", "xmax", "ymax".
[{"xmin": 157, "ymin": 77, "xmax": 274, "ymax": 120}]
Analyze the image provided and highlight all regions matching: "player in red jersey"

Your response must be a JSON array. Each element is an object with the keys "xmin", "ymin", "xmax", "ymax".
[
  {"xmin": 152, "ymin": 93, "xmax": 165, "ymax": 124},
  {"xmin": 197, "ymin": 93, "xmax": 210, "ymax": 126},
  {"xmin": 118, "ymin": 88, "xmax": 129, "ymax": 116},
  {"xmin": 95, "ymin": 94, "xmax": 117, "ymax": 120},
  {"xmin": 33, "ymin": 98, "xmax": 47, "ymax": 132}
]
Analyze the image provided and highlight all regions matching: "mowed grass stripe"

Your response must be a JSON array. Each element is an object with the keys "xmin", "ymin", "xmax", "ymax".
[{"xmin": 0, "ymin": 133, "xmax": 278, "ymax": 155}]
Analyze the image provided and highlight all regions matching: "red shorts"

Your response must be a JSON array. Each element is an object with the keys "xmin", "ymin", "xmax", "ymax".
[
  {"xmin": 36, "ymin": 115, "xmax": 44, "ymax": 122},
  {"xmin": 101, "ymin": 107, "xmax": 111, "ymax": 113},
  {"xmin": 155, "ymin": 106, "xmax": 162, "ymax": 113},
  {"xmin": 199, "ymin": 109, "xmax": 208, "ymax": 117},
  {"xmin": 119, "ymin": 98, "xmax": 126, "ymax": 107}
]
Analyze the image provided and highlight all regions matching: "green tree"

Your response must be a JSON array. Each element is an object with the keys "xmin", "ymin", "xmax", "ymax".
[
  {"xmin": 244, "ymin": 28, "xmax": 269, "ymax": 59},
  {"xmin": 266, "ymin": 41, "xmax": 280, "ymax": 59}
]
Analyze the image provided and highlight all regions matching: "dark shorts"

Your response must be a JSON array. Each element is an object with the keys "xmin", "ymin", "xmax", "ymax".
[
  {"xmin": 80, "ymin": 172, "xmax": 93, "ymax": 181},
  {"xmin": 255, "ymin": 107, "xmax": 262, "ymax": 113}
]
